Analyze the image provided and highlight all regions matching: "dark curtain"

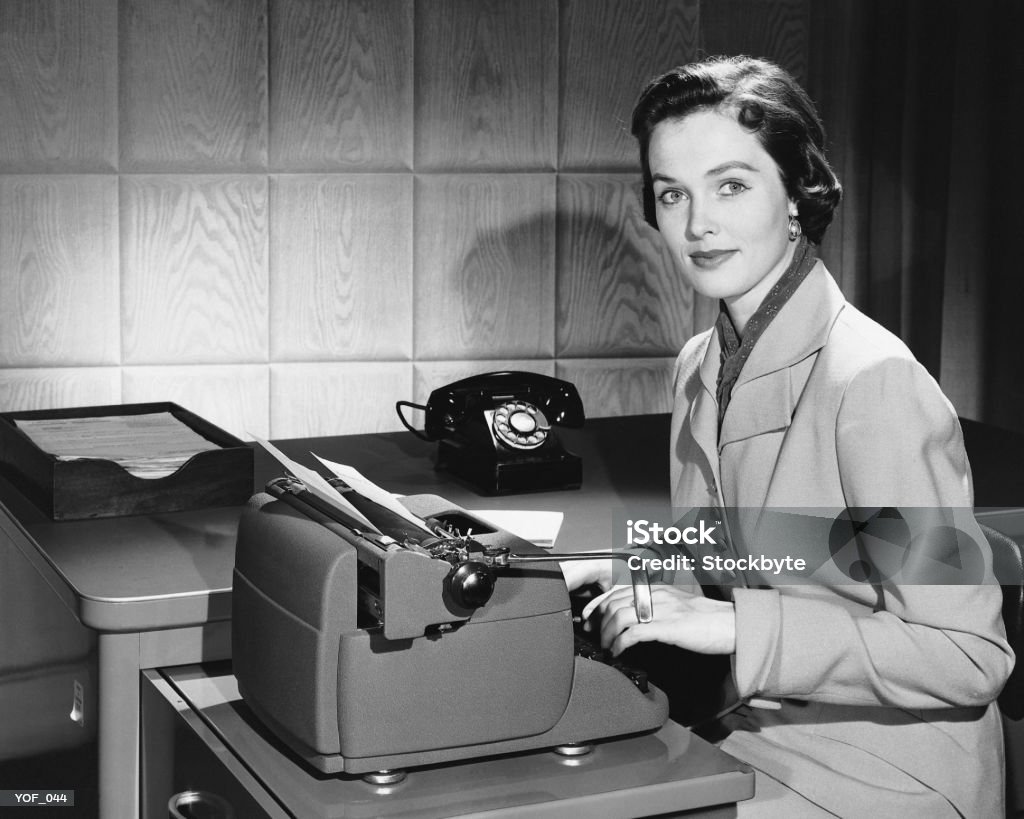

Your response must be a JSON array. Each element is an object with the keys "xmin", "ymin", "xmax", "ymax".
[{"xmin": 807, "ymin": 0, "xmax": 1024, "ymax": 433}]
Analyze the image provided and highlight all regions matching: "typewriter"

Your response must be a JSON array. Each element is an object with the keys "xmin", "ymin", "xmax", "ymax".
[{"xmin": 231, "ymin": 475, "xmax": 668, "ymax": 783}]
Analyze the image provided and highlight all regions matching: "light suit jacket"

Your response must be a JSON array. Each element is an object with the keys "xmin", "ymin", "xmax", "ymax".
[{"xmin": 669, "ymin": 261, "xmax": 1013, "ymax": 817}]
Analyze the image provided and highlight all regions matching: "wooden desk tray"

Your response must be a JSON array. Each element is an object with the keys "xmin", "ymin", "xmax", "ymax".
[{"xmin": 0, "ymin": 402, "xmax": 253, "ymax": 520}]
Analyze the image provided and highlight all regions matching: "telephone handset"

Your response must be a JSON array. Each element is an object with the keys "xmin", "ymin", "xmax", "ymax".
[{"xmin": 397, "ymin": 371, "xmax": 585, "ymax": 495}]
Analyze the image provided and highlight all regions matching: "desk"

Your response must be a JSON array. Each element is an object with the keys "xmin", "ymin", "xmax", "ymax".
[
  {"xmin": 4, "ymin": 413, "xmax": 1022, "ymax": 817},
  {"xmin": 0, "ymin": 415, "xmax": 756, "ymax": 818}
]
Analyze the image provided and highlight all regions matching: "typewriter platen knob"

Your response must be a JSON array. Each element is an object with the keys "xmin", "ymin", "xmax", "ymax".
[{"xmin": 448, "ymin": 561, "xmax": 496, "ymax": 610}]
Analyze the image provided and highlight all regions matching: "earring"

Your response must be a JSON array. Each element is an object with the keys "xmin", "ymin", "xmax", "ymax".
[{"xmin": 788, "ymin": 215, "xmax": 802, "ymax": 241}]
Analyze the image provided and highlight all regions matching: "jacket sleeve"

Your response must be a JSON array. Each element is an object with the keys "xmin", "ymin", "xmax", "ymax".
[{"xmin": 732, "ymin": 355, "xmax": 1014, "ymax": 709}]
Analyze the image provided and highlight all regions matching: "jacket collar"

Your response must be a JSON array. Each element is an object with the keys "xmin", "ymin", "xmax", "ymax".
[{"xmin": 692, "ymin": 261, "xmax": 846, "ymax": 452}]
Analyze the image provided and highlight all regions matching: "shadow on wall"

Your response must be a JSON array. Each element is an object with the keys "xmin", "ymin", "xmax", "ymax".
[{"xmin": 429, "ymin": 194, "xmax": 693, "ymax": 364}]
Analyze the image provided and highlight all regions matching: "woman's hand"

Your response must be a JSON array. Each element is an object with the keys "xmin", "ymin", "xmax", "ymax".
[
  {"xmin": 582, "ymin": 586, "xmax": 736, "ymax": 657},
  {"xmin": 559, "ymin": 552, "xmax": 615, "ymax": 592}
]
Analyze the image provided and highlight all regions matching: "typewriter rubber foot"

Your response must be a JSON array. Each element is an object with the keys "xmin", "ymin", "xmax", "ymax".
[
  {"xmin": 553, "ymin": 743, "xmax": 594, "ymax": 757},
  {"xmin": 363, "ymin": 770, "xmax": 406, "ymax": 786}
]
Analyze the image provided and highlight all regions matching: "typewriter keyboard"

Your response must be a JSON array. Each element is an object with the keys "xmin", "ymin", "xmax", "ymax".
[{"xmin": 573, "ymin": 631, "xmax": 650, "ymax": 694}]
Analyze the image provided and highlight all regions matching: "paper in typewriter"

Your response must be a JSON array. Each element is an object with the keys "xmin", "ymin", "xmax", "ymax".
[
  {"xmin": 250, "ymin": 435, "xmax": 382, "ymax": 532},
  {"xmin": 314, "ymin": 454, "xmax": 434, "ymax": 535},
  {"xmin": 14, "ymin": 412, "xmax": 218, "ymax": 479},
  {"xmin": 314, "ymin": 453, "xmax": 563, "ymax": 545},
  {"xmin": 253, "ymin": 437, "xmax": 563, "ymax": 547}
]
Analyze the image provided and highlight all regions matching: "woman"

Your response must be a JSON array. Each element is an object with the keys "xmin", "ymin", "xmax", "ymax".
[{"xmin": 565, "ymin": 57, "xmax": 1013, "ymax": 816}]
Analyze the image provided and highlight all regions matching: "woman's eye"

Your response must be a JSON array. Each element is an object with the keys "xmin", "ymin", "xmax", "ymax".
[
  {"xmin": 720, "ymin": 181, "xmax": 748, "ymax": 196},
  {"xmin": 657, "ymin": 189, "xmax": 685, "ymax": 206}
]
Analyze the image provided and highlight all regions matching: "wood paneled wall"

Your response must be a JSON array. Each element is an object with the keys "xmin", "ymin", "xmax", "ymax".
[{"xmin": 0, "ymin": 0, "xmax": 810, "ymax": 439}]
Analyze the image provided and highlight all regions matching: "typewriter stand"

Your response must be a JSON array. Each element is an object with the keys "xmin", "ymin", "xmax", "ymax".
[{"xmin": 143, "ymin": 663, "xmax": 757, "ymax": 818}]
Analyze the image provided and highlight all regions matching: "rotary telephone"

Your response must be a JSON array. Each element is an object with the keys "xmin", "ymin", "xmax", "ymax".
[{"xmin": 397, "ymin": 371, "xmax": 585, "ymax": 494}]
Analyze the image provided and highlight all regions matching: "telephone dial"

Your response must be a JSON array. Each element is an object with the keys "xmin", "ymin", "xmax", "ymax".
[{"xmin": 397, "ymin": 371, "xmax": 585, "ymax": 495}]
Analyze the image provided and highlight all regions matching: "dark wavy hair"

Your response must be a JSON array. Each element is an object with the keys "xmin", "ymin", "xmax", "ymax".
[{"xmin": 631, "ymin": 56, "xmax": 842, "ymax": 244}]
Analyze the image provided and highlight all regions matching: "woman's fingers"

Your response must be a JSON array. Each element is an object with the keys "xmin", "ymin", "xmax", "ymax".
[
  {"xmin": 599, "ymin": 598, "xmax": 645, "ymax": 648},
  {"xmin": 579, "ymin": 584, "xmax": 632, "ymax": 621},
  {"xmin": 559, "ymin": 553, "xmax": 615, "ymax": 592},
  {"xmin": 608, "ymin": 621, "xmax": 667, "ymax": 656},
  {"xmin": 581, "ymin": 586, "xmax": 736, "ymax": 655}
]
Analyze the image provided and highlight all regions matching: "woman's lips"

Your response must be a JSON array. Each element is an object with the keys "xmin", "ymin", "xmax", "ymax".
[{"xmin": 689, "ymin": 249, "xmax": 737, "ymax": 270}]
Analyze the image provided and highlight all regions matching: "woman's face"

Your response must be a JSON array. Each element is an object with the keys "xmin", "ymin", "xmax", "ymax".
[{"xmin": 648, "ymin": 108, "xmax": 798, "ymax": 330}]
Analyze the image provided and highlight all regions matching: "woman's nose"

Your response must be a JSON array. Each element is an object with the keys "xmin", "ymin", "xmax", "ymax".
[{"xmin": 686, "ymin": 199, "xmax": 718, "ymax": 240}]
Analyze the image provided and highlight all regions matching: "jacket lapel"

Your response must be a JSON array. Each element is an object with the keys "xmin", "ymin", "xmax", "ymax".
[
  {"xmin": 688, "ymin": 329, "xmax": 723, "ymax": 491},
  {"xmin": 718, "ymin": 261, "xmax": 845, "ymax": 451},
  {"xmin": 717, "ymin": 368, "xmax": 796, "ymax": 448}
]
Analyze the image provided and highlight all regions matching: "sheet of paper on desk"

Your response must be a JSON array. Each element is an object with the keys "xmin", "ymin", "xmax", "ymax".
[
  {"xmin": 469, "ymin": 510, "xmax": 564, "ymax": 549},
  {"xmin": 250, "ymin": 435, "xmax": 378, "ymax": 532},
  {"xmin": 14, "ymin": 412, "xmax": 217, "ymax": 479}
]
